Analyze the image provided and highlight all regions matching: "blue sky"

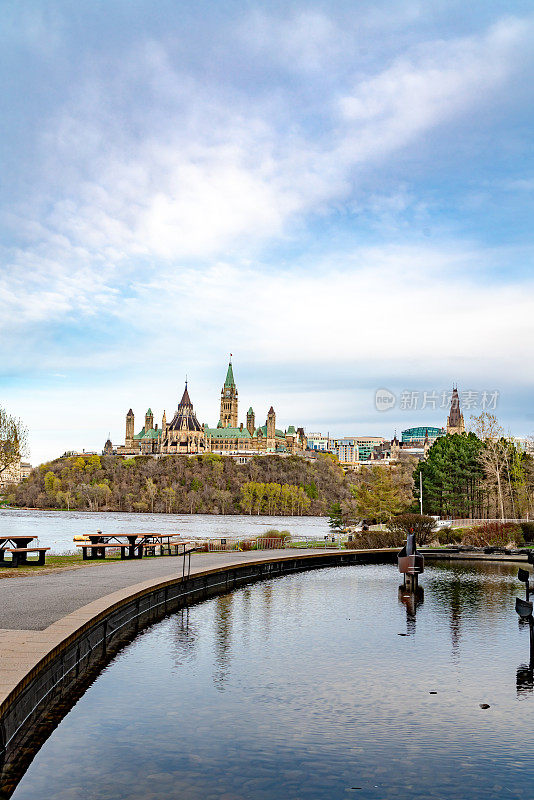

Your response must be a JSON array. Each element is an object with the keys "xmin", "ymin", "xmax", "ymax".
[{"xmin": 1, "ymin": 0, "xmax": 533, "ymax": 464}]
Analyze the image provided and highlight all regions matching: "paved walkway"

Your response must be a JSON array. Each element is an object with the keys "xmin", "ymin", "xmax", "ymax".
[{"xmin": 0, "ymin": 549, "xmax": 340, "ymax": 631}]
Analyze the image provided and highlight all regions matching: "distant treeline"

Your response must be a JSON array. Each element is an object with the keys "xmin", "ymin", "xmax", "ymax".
[{"xmin": 8, "ymin": 453, "xmax": 354, "ymax": 516}]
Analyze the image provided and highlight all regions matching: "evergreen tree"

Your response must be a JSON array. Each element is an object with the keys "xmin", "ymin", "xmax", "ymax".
[
  {"xmin": 328, "ymin": 502, "xmax": 344, "ymax": 532},
  {"xmin": 415, "ymin": 433, "xmax": 483, "ymax": 518}
]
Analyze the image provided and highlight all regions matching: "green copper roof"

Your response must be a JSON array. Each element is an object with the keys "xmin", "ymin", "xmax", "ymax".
[
  {"xmin": 134, "ymin": 426, "xmax": 161, "ymax": 440},
  {"xmin": 287, "ymin": 425, "xmax": 296, "ymax": 435},
  {"xmin": 258, "ymin": 425, "xmax": 286, "ymax": 438},
  {"xmin": 205, "ymin": 426, "xmax": 249, "ymax": 439},
  {"xmin": 247, "ymin": 407, "xmax": 254, "ymax": 415},
  {"xmin": 146, "ymin": 408, "xmax": 153, "ymax": 415},
  {"xmin": 224, "ymin": 361, "xmax": 235, "ymax": 388}
]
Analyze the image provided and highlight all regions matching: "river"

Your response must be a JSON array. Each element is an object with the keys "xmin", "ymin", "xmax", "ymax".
[{"xmin": 0, "ymin": 508, "xmax": 330, "ymax": 553}]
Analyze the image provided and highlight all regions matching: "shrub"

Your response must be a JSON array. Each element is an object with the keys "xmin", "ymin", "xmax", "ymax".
[
  {"xmin": 345, "ymin": 530, "xmax": 404, "ymax": 549},
  {"xmin": 386, "ymin": 513, "xmax": 437, "ymax": 546},
  {"xmin": 520, "ymin": 521, "xmax": 534, "ymax": 542},
  {"xmin": 436, "ymin": 527, "xmax": 463, "ymax": 545},
  {"xmin": 239, "ymin": 539, "xmax": 255, "ymax": 551},
  {"xmin": 258, "ymin": 529, "xmax": 291, "ymax": 541},
  {"xmin": 462, "ymin": 521, "xmax": 523, "ymax": 547}
]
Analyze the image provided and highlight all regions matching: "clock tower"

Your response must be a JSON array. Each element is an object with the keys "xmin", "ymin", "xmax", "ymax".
[{"xmin": 219, "ymin": 356, "xmax": 239, "ymax": 428}]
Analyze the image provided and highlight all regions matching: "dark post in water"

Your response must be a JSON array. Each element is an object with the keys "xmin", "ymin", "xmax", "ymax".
[{"xmin": 398, "ymin": 528, "xmax": 424, "ymax": 592}]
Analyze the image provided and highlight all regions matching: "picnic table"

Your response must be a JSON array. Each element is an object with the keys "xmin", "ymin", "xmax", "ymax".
[
  {"xmin": 0, "ymin": 535, "xmax": 50, "ymax": 567},
  {"xmin": 75, "ymin": 532, "xmax": 186, "ymax": 560}
]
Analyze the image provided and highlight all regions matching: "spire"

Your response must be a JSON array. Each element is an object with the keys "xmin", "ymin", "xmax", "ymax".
[
  {"xmin": 446, "ymin": 386, "xmax": 465, "ymax": 435},
  {"xmin": 224, "ymin": 355, "xmax": 235, "ymax": 388},
  {"xmin": 448, "ymin": 387, "xmax": 461, "ymax": 426},
  {"xmin": 178, "ymin": 381, "xmax": 193, "ymax": 409}
]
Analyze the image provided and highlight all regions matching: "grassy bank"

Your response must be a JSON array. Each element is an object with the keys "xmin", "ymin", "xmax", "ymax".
[{"xmin": 0, "ymin": 552, "xmax": 117, "ymax": 579}]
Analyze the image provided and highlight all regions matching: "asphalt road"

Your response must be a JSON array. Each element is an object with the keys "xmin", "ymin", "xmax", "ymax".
[{"xmin": 0, "ymin": 549, "xmax": 337, "ymax": 631}]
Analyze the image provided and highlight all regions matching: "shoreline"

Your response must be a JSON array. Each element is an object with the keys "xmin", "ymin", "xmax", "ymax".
[{"xmin": 1, "ymin": 505, "xmax": 328, "ymax": 517}]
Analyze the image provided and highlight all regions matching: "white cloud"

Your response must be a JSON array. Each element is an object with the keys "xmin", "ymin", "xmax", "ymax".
[
  {"xmin": 115, "ymin": 243, "xmax": 534, "ymax": 384},
  {"xmin": 338, "ymin": 17, "xmax": 532, "ymax": 162},
  {"xmin": 238, "ymin": 9, "xmax": 341, "ymax": 72},
  {"xmin": 3, "ymin": 14, "xmax": 528, "ymax": 275}
]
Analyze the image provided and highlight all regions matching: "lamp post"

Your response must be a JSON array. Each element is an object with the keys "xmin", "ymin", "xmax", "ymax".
[{"xmin": 419, "ymin": 471, "xmax": 423, "ymax": 515}]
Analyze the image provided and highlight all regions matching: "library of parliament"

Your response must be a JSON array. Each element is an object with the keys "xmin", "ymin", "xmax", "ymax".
[{"xmin": 106, "ymin": 359, "xmax": 307, "ymax": 458}]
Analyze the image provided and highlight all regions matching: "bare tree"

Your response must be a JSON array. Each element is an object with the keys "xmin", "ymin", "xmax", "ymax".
[
  {"xmin": 0, "ymin": 407, "xmax": 28, "ymax": 480},
  {"xmin": 470, "ymin": 413, "xmax": 507, "ymax": 521}
]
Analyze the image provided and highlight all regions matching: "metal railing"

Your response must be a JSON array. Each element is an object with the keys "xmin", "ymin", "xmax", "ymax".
[
  {"xmin": 204, "ymin": 536, "xmax": 343, "ymax": 552},
  {"xmin": 444, "ymin": 518, "xmax": 530, "ymax": 528}
]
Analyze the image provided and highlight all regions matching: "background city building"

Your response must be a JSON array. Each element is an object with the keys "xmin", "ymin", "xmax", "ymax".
[
  {"xmin": 306, "ymin": 433, "xmax": 330, "ymax": 452},
  {"xmin": 0, "ymin": 459, "xmax": 32, "ymax": 491}
]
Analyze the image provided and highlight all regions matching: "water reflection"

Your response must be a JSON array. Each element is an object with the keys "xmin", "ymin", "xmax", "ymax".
[
  {"xmin": 7, "ymin": 562, "xmax": 534, "ymax": 800},
  {"xmin": 516, "ymin": 662, "xmax": 534, "ymax": 696},
  {"xmin": 516, "ymin": 614, "xmax": 534, "ymax": 698},
  {"xmin": 397, "ymin": 586, "xmax": 424, "ymax": 635},
  {"xmin": 170, "ymin": 607, "xmax": 199, "ymax": 669},
  {"xmin": 213, "ymin": 593, "xmax": 233, "ymax": 691},
  {"xmin": 426, "ymin": 561, "xmax": 519, "ymax": 659}
]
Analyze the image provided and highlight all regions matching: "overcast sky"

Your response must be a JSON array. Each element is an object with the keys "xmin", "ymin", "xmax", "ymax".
[{"xmin": 1, "ymin": 0, "xmax": 534, "ymax": 465}]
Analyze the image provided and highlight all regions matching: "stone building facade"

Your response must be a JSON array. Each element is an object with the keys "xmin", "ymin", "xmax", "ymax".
[
  {"xmin": 0, "ymin": 458, "xmax": 32, "ymax": 491},
  {"xmin": 113, "ymin": 359, "xmax": 307, "ymax": 457}
]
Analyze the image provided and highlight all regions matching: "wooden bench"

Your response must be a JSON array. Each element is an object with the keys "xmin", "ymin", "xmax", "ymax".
[
  {"xmin": 76, "ymin": 543, "xmax": 144, "ymax": 560},
  {"xmin": 0, "ymin": 547, "xmax": 50, "ymax": 567},
  {"xmin": 144, "ymin": 541, "xmax": 183, "ymax": 556}
]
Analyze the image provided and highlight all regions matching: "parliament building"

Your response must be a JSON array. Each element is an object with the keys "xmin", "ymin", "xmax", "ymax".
[{"xmin": 108, "ymin": 360, "xmax": 307, "ymax": 458}]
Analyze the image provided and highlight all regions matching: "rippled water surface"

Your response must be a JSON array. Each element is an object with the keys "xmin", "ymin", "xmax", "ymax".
[
  {"xmin": 0, "ymin": 508, "xmax": 329, "ymax": 552},
  {"xmin": 10, "ymin": 561, "xmax": 534, "ymax": 800}
]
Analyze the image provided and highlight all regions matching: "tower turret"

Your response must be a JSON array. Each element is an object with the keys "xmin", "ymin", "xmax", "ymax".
[
  {"xmin": 219, "ymin": 355, "xmax": 238, "ymax": 428},
  {"xmin": 266, "ymin": 406, "xmax": 276, "ymax": 444},
  {"xmin": 446, "ymin": 387, "xmax": 465, "ymax": 435},
  {"xmin": 125, "ymin": 409, "xmax": 134, "ymax": 447},
  {"xmin": 145, "ymin": 408, "xmax": 154, "ymax": 432},
  {"xmin": 246, "ymin": 406, "xmax": 255, "ymax": 436}
]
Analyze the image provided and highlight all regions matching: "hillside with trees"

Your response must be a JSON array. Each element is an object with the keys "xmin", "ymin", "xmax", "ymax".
[
  {"xmin": 8, "ymin": 413, "xmax": 532, "ymax": 522},
  {"xmin": 8, "ymin": 453, "xmax": 356, "ymax": 516}
]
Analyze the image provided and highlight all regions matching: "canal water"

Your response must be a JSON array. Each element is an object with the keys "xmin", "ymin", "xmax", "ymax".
[
  {"xmin": 0, "ymin": 509, "xmax": 330, "ymax": 553},
  {"xmin": 9, "ymin": 561, "xmax": 534, "ymax": 800}
]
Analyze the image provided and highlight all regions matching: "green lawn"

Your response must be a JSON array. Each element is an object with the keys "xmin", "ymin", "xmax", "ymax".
[{"xmin": 0, "ymin": 552, "xmax": 117, "ymax": 578}]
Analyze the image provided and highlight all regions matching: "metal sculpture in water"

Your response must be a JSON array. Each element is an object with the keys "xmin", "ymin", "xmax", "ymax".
[
  {"xmin": 398, "ymin": 528, "xmax": 424, "ymax": 592},
  {"xmin": 515, "ymin": 553, "xmax": 534, "ymax": 694}
]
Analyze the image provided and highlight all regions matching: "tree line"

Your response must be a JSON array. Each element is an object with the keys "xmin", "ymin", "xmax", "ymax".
[
  {"xmin": 8, "ymin": 452, "xmax": 353, "ymax": 516},
  {"xmin": 6, "ymin": 409, "xmax": 533, "ymax": 523},
  {"xmin": 415, "ymin": 414, "xmax": 534, "ymax": 520}
]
